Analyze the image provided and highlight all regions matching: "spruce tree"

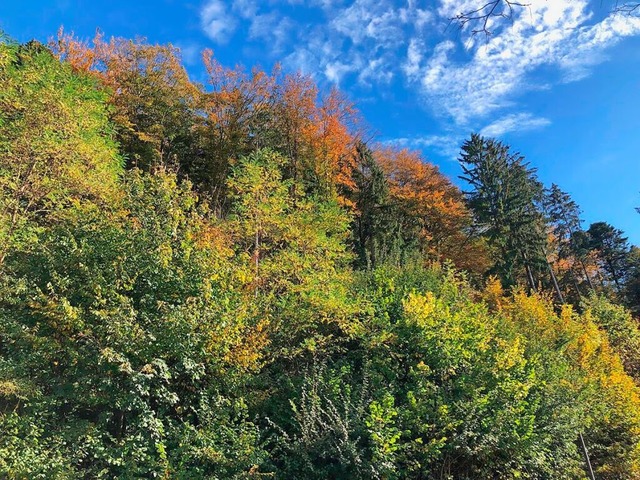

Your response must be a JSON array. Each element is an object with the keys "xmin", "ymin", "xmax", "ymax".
[
  {"xmin": 587, "ymin": 221, "xmax": 631, "ymax": 292},
  {"xmin": 459, "ymin": 134, "xmax": 547, "ymax": 290}
]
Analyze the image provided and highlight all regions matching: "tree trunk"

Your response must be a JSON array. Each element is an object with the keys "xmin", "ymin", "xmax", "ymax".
[
  {"xmin": 546, "ymin": 259, "xmax": 565, "ymax": 303},
  {"xmin": 542, "ymin": 247, "xmax": 565, "ymax": 303}
]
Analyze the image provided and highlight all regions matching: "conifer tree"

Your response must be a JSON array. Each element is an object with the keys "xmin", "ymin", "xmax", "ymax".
[
  {"xmin": 543, "ymin": 184, "xmax": 595, "ymax": 298},
  {"xmin": 351, "ymin": 143, "xmax": 405, "ymax": 268},
  {"xmin": 587, "ymin": 221, "xmax": 631, "ymax": 292},
  {"xmin": 459, "ymin": 134, "xmax": 547, "ymax": 290}
]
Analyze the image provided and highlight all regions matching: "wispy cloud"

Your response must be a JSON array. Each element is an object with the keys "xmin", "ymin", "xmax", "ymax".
[
  {"xmin": 197, "ymin": 0, "xmax": 640, "ymax": 136},
  {"xmin": 386, "ymin": 111, "xmax": 551, "ymax": 158},
  {"xmin": 200, "ymin": 0, "xmax": 236, "ymax": 44},
  {"xmin": 412, "ymin": 1, "xmax": 640, "ymax": 126},
  {"xmin": 480, "ymin": 113, "xmax": 551, "ymax": 137},
  {"xmin": 175, "ymin": 42, "xmax": 201, "ymax": 66},
  {"xmin": 386, "ymin": 133, "xmax": 463, "ymax": 160},
  {"xmin": 249, "ymin": 13, "xmax": 294, "ymax": 53}
]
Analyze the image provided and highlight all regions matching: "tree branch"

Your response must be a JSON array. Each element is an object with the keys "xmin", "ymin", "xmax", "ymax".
[
  {"xmin": 614, "ymin": 1, "xmax": 640, "ymax": 14},
  {"xmin": 451, "ymin": 0, "xmax": 640, "ymax": 37},
  {"xmin": 450, "ymin": 0, "xmax": 530, "ymax": 36}
]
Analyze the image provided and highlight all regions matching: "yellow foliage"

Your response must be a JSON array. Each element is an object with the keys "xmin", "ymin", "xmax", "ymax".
[
  {"xmin": 494, "ymin": 336, "xmax": 526, "ymax": 372},
  {"xmin": 501, "ymin": 288, "xmax": 640, "ymax": 477},
  {"xmin": 402, "ymin": 292, "xmax": 437, "ymax": 327},
  {"xmin": 483, "ymin": 276, "xmax": 504, "ymax": 311},
  {"xmin": 222, "ymin": 319, "xmax": 270, "ymax": 373}
]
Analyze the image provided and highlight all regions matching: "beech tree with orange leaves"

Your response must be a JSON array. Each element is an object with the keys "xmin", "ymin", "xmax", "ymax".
[
  {"xmin": 375, "ymin": 145, "xmax": 491, "ymax": 274},
  {"xmin": 52, "ymin": 29, "xmax": 201, "ymax": 172},
  {"xmin": 51, "ymin": 32, "xmax": 364, "ymax": 209}
]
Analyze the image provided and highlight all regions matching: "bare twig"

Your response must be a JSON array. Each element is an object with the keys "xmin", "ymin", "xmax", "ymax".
[
  {"xmin": 614, "ymin": 1, "xmax": 640, "ymax": 14},
  {"xmin": 451, "ymin": 0, "xmax": 640, "ymax": 37},
  {"xmin": 450, "ymin": 0, "xmax": 530, "ymax": 36}
]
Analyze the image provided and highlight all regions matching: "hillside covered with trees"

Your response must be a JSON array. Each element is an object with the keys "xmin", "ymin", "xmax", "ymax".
[{"xmin": 1, "ymin": 32, "xmax": 640, "ymax": 479}]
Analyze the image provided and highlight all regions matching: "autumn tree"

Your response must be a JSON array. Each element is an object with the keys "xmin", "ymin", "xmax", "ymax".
[
  {"xmin": 0, "ymin": 39, "xmax": 122, "ymax": 262},
  {"xmin": 378, "ymin": 145, "xmax": 490, "ymax": 275},
  {"xmin": 3, "ymin": 30, "xmax": 640, "ymax": 480},
  {"xmin": 309, "ymin": 88, "xmax": 360, "ymax": 200},
  {"xmin": 52, "ymin": 30, "xmax": 201, "ymax": 173},
  {"xmin": 192, "ymin": 51, "xmax": 280, "ymax": 203},
  {"xmin": 51, "ymin": 32, "xmax": 363, "ymax": 213},
  {"xmin": 226, "ymin": 148, "xmax": 356, "ymax": 356},
  {"xmin": 272, "ymin": 73, "xmax": 319, "ymax": 185}
]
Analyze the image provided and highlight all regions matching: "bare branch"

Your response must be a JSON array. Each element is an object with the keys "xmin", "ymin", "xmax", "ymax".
[
  {"xmin": 450, "ymin": 0, "xmax": 640, "ymax": 37},
  {"xmin": 450, "ymin": 0, "xmax": 530, "ymax": 36},
  {"xmin": 614, "ymin": 2, "xmax": 640, "ymax": 14}
]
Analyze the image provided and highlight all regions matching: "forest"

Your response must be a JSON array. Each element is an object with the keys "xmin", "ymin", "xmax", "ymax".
[{"xmin": 1, "ymin": 30, "xmax": 640, "ymax": 479}]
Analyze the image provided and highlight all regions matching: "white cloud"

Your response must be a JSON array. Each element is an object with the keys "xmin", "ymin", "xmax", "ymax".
[
  {"xmin": 249, "ymin": 13, "xmax": 294, "ymax": 53},
  {"xmin": 176, "ymin": 42, "xmax": 201, "ymax": 66},
  {"xmin": 387, "ymin": 134, "xmax": 463, "ymax": 159},
  {"xmin": 413, "ymin": 1, "xmax": 640, "ymax": 125},
  {"xmin": 198, "ymin": 0, "xmax": 640, "ymax": 136},
  {"xmin": 403, "ymin": 37, "xmax": 424, "ymax": 80},
  {"xmin": 283, "ymin": 25, "xmax": 343, "ymax": 80},
  {"xmin": 330, "ymin": 0, "xmax": 404, "ymax": 46},
  {"xmin": 267, "ymin": 0, "xmax": 420, "ymax": 86},
  {"xmin": 233, "ymin": 0, "xmax": 259, "ymax": 19},
  {"xmin": 359, "ymin": 57, "xmax": 394, "ymax": 85},
  {"xmin": 325, "ymin": 61, "xmax": 357, "ymax": 84},
  {"xmin": 284, "ymin": 47, "xmax": 317, "ymax": 77},
  {"xmin": 480, "ymin": 113, "xmax": 551, "ymax": 137},
  {"xmin": 200, "ymin": 0, "xmax": 236, "ymax": 43}
]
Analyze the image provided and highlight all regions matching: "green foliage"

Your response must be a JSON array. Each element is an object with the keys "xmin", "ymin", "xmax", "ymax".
[
  {"xmin": 460, "ymin": 134, "xmax": 547, "ymax": 289},
  {"xmin": 1, "ymin": 34, "xmax": 640, "ymax": 480},
  {"xmin": 583, "ymin": 293, "xmax": 640, "ymax": 382},
  {"xmin": 227, "ymin": 148, "xmax": 358, "ymax": 356},
  {"xmin": 543, "ymin": 183, "xmax": 594, "ymax": 302},
  {"xmin": 263, "ymin": 362, "xmax": 372, "ymax": 479},
  {"xmin": 357, "ymin": 268, "xmax": 640, "ymax": 479},
  {"xmin": 351, "ymin": 143, "xmax": 412, "ymax": 269},
  {"xmin": 0, "ymin": 40, "xmax": 122, "ymax": 260},
  {"xmin": 624, "ymin": 246, "xmax": 640, "ymax": 314},
  {"xmin": 587, "ymin": 221, "xmax": 631, "ymax": 291},
  {"xmin": 0, "ymin": 170, "xmax": 265, "ymax": 478}
]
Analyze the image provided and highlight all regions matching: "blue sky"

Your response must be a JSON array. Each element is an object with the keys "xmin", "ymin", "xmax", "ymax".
[{"xmin": 2, "ymin": 1, "xmax": 640, "ymax": 243}]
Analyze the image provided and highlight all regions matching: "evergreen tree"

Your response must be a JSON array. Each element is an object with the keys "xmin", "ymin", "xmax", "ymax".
[
  {"xmin": 351, "ymin": 143, "xmax": 407, "ymax": 269},
  {"xmin": 2, "ymin": 33, "xmax": 640, "ymax": 480},
  {"xmin": 587, "ymin": 221, "xmax": 631, "ymax": 292},
  {"xmin": 623, "ymin": 246, "xmax": 640, "ymax": 314},
  {"xmin": 544, "ymin": 184, "xmax": 582, "ymax": 255},
  {"xmin": 459, "ymin": 134, "xmax": 547, "ymax": 290},
  {"xmin": 543, "ymin": 184, "xmax": 594, "ymax": 300}
]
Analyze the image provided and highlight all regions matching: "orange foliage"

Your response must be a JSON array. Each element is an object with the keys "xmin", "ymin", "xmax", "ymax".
[
  {"xmin": 52, "ymin": 31, "xmax": 363, "ymax": 202},
  {"xmin": 374, "ymin": 146, "xmax": 490, "ymax": 273},
  {"xmin": 483, "ymin": 276, "xmax": 505, "ymax": 311},
  {"xmin": 202, "ymin": 53, "xmax": 362, "ymax": 201},
  {"xmin": 52, "ymin": 29, "xmax": 200, "ymax": 170},
  {"xmin": 311, "ymin": 88, "xmax": 360, "ymax": 195},
  {"xmin": 202, "ymin": 48, "xmax": 279, "ymax": 144},
  {"xmin": 275, "ymin": 72, "xmax": 318, "ymax": 174},
  {"xmin": 53, "ymin": 28, "xmax": 197, "ymax": 97}
]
